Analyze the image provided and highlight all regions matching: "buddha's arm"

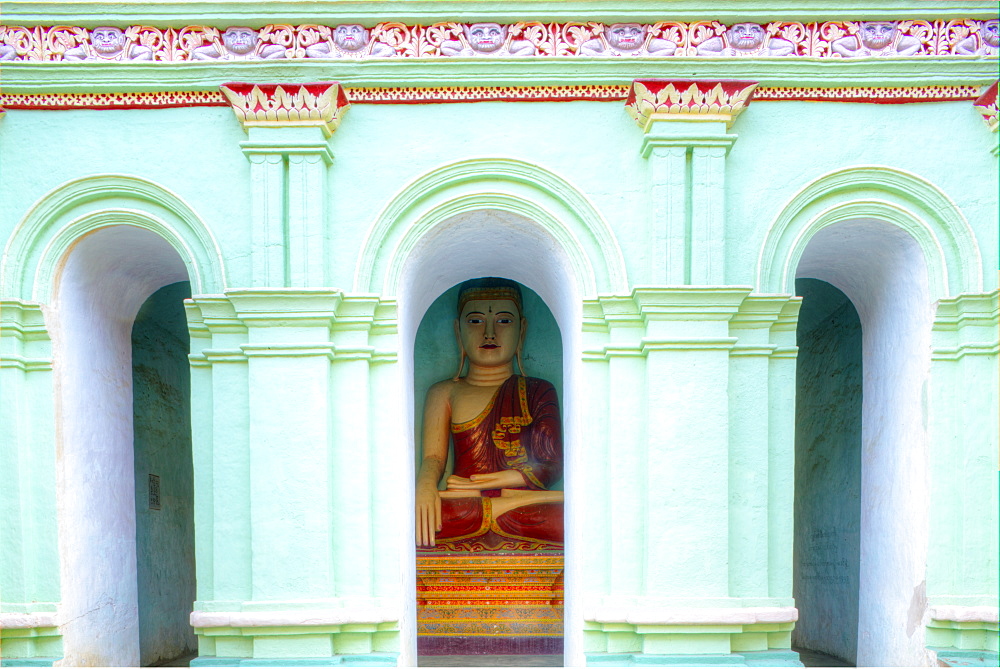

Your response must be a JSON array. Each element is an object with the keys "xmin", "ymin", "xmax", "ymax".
[
  {"xmin": 445, "ymin": 469, "xmax": 527, "ymax": 491},
  {"xmin": 491, "ymin": 488, "xmax": 564, "ymax": 518},
  {"xmin": 416, "ymin": 382, "xmax": 452, "ymax": 547}
]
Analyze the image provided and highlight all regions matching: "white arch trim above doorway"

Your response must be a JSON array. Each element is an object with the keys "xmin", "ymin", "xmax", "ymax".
[
  {"xmin": 354, "ymin": 157, "xmax": 628, "ymax": 298},
  {"xmin": 757, "ymin": 166, "xmax": 983, "ymax": 301},
  {"xmin": 1, "ymin": 174, "xmax": 226, "ymax": 303}
]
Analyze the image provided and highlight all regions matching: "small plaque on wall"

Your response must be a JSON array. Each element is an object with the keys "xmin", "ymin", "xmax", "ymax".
[{"xmin": 148, "ymin": 474, "xmax": 161, "ymax": 510}]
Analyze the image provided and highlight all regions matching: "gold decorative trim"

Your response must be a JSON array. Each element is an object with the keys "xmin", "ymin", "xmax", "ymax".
[
  {"xmin": 0, "ymin": 85, "xmax": 983, "ymax": 111},
  {"xmin": 0, "ymin": 19, "xmax": 996, "ymax": 61},
  {"xmin": 219, "ymin": 82, "xmax": 349, "ymax": 136},
  {"xmin": 626, "ymin": 79, "xmax": 758, "ymax": 130}
]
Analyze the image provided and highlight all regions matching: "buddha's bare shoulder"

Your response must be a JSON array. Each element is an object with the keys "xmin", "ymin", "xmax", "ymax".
[{"xmin": 426, "ymin": 378, "xmax": 459, "ymax": 404}]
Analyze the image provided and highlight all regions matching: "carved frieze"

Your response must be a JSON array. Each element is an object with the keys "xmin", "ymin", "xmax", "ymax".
[
  {"xmin": 973, "ymin": 81, "xmax": 999, "ymax": 132},
  {"xmin": 625, "ymin": 80, "xmax": 758, "ymax": 130},
  {"xmin": 219, "ymin": 82, "xmax": 349, "ymax": 136},
  {"xmin": 0, "ymin": 19, "xmax": 996, "ymax": 61}
]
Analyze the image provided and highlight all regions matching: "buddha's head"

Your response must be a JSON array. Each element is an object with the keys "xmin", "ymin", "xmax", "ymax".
[
  {"xmin": 455, "ymin": 278, "xmax": 526, "ymax": 371},
  {"xmin": 727, "ymin": 23, "xmax": 765, "ymax": 50},
  {"xmin": 859, "ymin": 21, "xmax": 897, "ymax": 49},
  {"xmin": 605, "ymin": 23, "xmax": 646, "ymax": 51},
  {"xmin": 91, "ymin": 27, "xmax": 126, "ymax": 56},
  {"xmin": 334, "ymin": 24, "xmax": 369, "ymax": 51},
  {"xmin": 465, "ymin": 23, "xmax": 506, "ymax": 53},
  {"xmin": 222, "ymin": 27, "xmax": 258, "ymax": 55}
]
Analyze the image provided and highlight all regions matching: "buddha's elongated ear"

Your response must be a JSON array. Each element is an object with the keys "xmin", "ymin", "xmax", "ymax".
[
  {"xmin": 516, "ymin": 317, "xmax": 527, "ymax": 376},
  {"xmin": 453, "ymin": 319, "xmax": 466, "ymax": 381}
]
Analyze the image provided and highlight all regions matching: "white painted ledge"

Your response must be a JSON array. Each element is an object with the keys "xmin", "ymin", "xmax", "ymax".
[
  {"xmin": 584, "ymin": 606, "xmax": 799, "ymax": 626},
  {"xmin": 0, "ymin": 612, "xmax": 59, "ymax": 629},
  {"xmin": 190, "ymin": 609, "xmax": 402, "ymax": 629},
  {"xmin": 929, "ymin": 606, "xmax": 1000, "ymax": 624}
]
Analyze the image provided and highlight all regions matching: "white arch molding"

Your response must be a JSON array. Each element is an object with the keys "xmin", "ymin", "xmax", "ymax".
[
  {"xmin": 1, "ymin": 174, "xmax": 227, "ymax": 302},
  {"xmin": 354, "ymin": 157, "xmax": 629, "ymax": 298},
  {"xmin": 757, "ymin": 165, "xmax": 983, "ymax": 301}
]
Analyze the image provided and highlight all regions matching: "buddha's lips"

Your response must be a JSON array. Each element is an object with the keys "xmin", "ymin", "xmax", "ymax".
[{"xmin": 480, "ymin": 344, "xmax": 499, "ymax": 349}]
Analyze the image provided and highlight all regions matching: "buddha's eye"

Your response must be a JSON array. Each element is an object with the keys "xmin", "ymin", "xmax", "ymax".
[
  {"xmin": 497, "ymin": 317, "xmax": 513, "ymax": 325},
  {"xmin": 466, "ymin": 317, "xmax": 484, "ymax": 325}
]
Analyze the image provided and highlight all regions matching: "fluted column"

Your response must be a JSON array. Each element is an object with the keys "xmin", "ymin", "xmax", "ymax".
[
  {"xmin": 221, "ymin": 82, "xmax": 349, "ymax": 289},
  {"xmin": 630, "ymin": 80, "xmax": 754, "ymax": 286}
]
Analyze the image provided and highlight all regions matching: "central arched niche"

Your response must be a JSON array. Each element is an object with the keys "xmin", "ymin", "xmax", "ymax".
[{"xmin": 397, "ymin": 208, "xmax": 580, "ymax": 663}]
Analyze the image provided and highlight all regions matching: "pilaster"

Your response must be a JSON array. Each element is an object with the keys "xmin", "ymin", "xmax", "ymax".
[
  {"xmin": 221, "ymin": 82, "xmax": 349, "ymax": 289},
  {"xmin": 581, "ymin": 289, "xmax": 802, "ymax": 666},
  {"xmin": 926, "ymin": 290, "xmax": 999, "ymax": 664},
  {"xmin": 726, "ymin": 296, "xmax": 800, "ymax": 603},
  {"xmin": 0, "ymin": 300, "xmax": 61, "ymax": 666},
  {"xmin": 184, "ymin": 290, "xmax": 400, "ymax": 666},
  {"xmin": 628, "ymin": 80, "xmax": 756, "ymax": 286}
]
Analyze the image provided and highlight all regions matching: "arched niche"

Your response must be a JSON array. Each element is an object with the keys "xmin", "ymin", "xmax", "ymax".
[
  {"xmin": 757, "ymin": 166, "xmax": 983, "ymax": 301},
  {"xmin": 356, "ymin": 159, "xmax": 624, "ymax": 666},
  {"xmin": 387, "ymin": 206, "xmax": 592, "ymax": 666},
  {"xmin": 51, "ymin": 224, "xmax": 197, "ymax": 667},
  {"xmin": 1, "ymin": 174, "xmax": 226, "ymax": 303},
  {"xmin": 792, "ymin": 217, "xmax": 935, "ymax": 667}
]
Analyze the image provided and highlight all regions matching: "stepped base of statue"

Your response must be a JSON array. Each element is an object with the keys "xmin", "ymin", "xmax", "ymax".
[{"xmin": 416, "ymin": 549, "xmax": 564, "ymax": 655}]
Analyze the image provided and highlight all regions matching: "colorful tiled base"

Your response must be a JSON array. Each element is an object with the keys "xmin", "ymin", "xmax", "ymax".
[{"xmin": 417, "ymin": 550, "xmax": 563, "ymax": 655}]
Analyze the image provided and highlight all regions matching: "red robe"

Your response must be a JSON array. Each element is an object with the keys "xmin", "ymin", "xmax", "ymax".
[{"xmin": 434, "ymin": 375, "xmax": 563, "ymax": 550}]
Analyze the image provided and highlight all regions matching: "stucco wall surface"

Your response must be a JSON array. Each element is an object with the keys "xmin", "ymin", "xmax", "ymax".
[
  {"xmin": 793, "ymin": 278, "xmax": 862, "ymax": 666},
  {"xmin": 131, "ymin": 281, "xmax": 197, "ymax": 666},
  {"xmin": 1, "ymin": 99, "xmax": 996, "ymax": 296}
]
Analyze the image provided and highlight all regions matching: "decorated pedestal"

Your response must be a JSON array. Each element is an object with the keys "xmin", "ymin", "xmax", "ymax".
[{"xmin": 416, "ymin": 550, "xmax": 564, "ymax": 656}]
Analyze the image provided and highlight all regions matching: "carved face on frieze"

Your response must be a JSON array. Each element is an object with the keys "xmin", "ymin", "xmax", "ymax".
[
  {"xmin": 222, "ymin": 27, "xmax": 258, "ymax": 55},
  {"xmin": 859, "ymin": 21, "xmax": 897, "ymax": 49},
  {"xmin": 605, "ymin": 23, "xmax": 646, "ymax": 50},
  {"xmin": 727, "ymin": 23, "xmax": 765, "ymax": 49},
  {"xmin": 91, "ymin": 26, "xmax": 126, "ymax": 55},
  {"xmin": 983, "ymin": 19, "xmax": 1000, "ymax": 48},
  {"xmin": 465, "ymin": 23, "xmax": 505, "ymax": 52},
  {"xmin": 334, "ymin": 24, "xmax": 369, "ymax": 51}
]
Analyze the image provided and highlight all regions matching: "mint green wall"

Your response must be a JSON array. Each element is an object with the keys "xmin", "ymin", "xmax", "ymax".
[
  {"xmin": 0, "ymin": 7, "xmax": 996, "ymax": 664},
  {"xmin": 131, "ymin": 281, "xmax": 197, "ymax": 666},
  {"xmin": 792, "ymin": 278, "xmax": 862, "ymax": 665},
  {"xmin": 412, "ymin": 281, "xmax": 563, "ymax": 486},
  {"xmin": 1, "ymin": 101, "xmax": 996, "ymax": 294}
]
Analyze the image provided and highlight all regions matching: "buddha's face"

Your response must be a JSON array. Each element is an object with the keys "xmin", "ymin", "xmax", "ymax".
[
  {"xmin": 457, "ymin": 298, "xmax": 524, "ymax": 368},
  {"xmin": 606, "ymin": 23, "xmax": 645, "ymax": 50},
  {"xmin": 223, "ymin": 27, "xmax": 258, "ymax": 54},
  {"xmin": 983, "ymin": 20, "xmax": 999, "ymax": 48},
  {"xmin": 728, "ymin": 23, "xmax": 765, "ymax": 49},
  {"xmin": 334, "ymin": 24, "xmax": 368, "ymax": 50},
  {"xmin": 91, "ymin": 27, "xmax": 126, "ymax": 55},
  {"xmin": 466, "ymin": 23, "xmax": 505, "ymax": 52},
  {"xmin": 860, "ymin": 22, "xmax": 896, "ymax": 49}
]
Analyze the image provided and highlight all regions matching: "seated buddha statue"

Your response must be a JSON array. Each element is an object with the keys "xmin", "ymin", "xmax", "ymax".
[{"xmin": 415, "ymin": 278, "xmax": 564, "ymax": 550}]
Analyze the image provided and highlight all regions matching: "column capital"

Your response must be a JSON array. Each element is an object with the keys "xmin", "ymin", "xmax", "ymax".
[
  {"xmin": 220, "ymin": 81, "xmax": 350, "ymax": 138},
  {"xmin": 973, "ymin": 81, "xmax": 998, "ymax": 133},
  {"xmin": 625, "ymin": 79, "xmax": 758, "ymax": 133}
]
